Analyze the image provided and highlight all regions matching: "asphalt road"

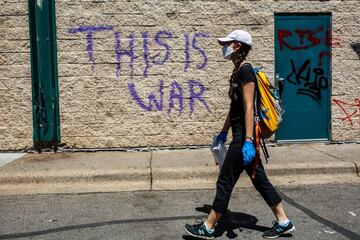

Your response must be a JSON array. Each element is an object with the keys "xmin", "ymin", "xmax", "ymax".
[{"xmin": 0, "ymin": 183, "xmax": 359, "ymax": 240}]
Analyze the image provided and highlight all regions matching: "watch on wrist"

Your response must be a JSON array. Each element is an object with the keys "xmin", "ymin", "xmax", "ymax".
[{"xmin": 245, "ymin": 136, "xmax": 254, "ymax": 141}]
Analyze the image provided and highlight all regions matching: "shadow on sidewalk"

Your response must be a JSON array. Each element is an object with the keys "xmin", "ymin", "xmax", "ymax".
[{"xmin": 183, "ymin": 204, "xmax": 291, "ymax": 239}]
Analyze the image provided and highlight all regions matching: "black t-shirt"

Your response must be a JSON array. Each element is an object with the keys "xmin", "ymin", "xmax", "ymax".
[{"xmin": 229, "ymin": 63, "xmax": 256, "ymax": 129}]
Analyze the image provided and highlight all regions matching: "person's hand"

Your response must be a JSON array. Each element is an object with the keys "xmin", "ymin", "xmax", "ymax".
[
  {"xmin": 216, "ymin": 132, "xmax": 228, "ymax": 144},
  {"xmin": 242, "ymin": 141, "xmax": 255, "ymax": 166}
]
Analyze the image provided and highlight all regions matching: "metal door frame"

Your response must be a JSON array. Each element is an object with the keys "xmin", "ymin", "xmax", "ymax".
[{"xmin": 28, "ymin": 0, "xmax": 60, "ymax": 151}]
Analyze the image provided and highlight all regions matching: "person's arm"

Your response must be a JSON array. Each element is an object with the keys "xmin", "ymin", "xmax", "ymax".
[
  {"xmin": 216, "ymin": 111, "xmax": 230, "ymax": 144},
  {"xmin": 221, "ymin": 111, "xmax": 231, "ymax": 133},
  {"xmin": 241, "ymin": 82, "xmax": 255, "ymax": 141}
]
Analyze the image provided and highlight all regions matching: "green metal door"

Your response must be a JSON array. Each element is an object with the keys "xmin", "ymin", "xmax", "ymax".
[
  {"xmin": 28, "ymin": 0, "xmax": 60, "ymax": 150},
  {"xmin": 275, "ymin": 13, "xmax": 331, "ymax": 142}
]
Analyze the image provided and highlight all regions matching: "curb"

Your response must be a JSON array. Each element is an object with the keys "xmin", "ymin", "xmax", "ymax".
[
  {"xmin": 0, "ymin": 169, "xmax": 150, "ymax": 184},
  {"xmin": 0, "ymin": 163, "xmax": 357, "ymax": 185}
]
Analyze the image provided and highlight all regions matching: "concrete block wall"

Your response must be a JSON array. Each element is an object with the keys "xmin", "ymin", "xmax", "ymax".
[
  {"xmin": 0, "ymin": 1, "xmax": 33, "ymax": 150},
  {"xmin": 56, "ymin": 0, "xmax": 359, "ymax": 148},
  {"xmin": 0, "ymin": 0, "xmax": 359, "ymax": 150}
]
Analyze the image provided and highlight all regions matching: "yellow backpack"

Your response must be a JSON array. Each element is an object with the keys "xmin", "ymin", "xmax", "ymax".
[
  {"xmin": 253, "ymin": 67, "xmax": 284, "ymax": 139},
  {"xmin": 251, "ymin": 68, "xmax": 284, "ymax": 175}
]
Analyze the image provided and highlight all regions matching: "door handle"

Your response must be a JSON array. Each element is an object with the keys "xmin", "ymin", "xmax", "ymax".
[
  {"xmin": 278, "ymin": 77, "xmax": 284, "ymax": 98},
  {"xmin": 275, "ymin": 74, "xmax": 284, "ymax": 98}
]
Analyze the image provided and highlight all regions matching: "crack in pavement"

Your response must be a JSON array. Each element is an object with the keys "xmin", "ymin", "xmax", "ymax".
[
  {"xmin": 310, "ymin": 146, "xmax": 360, "ymax": 177},
  {"xmin": 150, "ymin": 151, "xmax": 153, "ymax": 190},
  {"xmin": 354, "ymin": 162, "xmax": 360, "ymax": 177},
  {"xmin": 310, "ymin": 146, "xmax": 359, "ymax": 177},
  {"xmin": 309, "ymin": 146, "xmax": 345, "ymax": 162}
]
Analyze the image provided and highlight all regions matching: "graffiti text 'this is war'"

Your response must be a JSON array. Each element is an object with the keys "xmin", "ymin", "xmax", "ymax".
[{"xmin": 68, "ymin": 25, "xmax": 211, "ymax": 114}]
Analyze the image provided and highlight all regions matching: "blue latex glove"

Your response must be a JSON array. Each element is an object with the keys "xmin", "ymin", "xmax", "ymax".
[
  {"xmin": 216, "ymin": 132, "xmax": 228, "ymax": 144},
  {"xmin": 242, "ymin": 141, "xmax": 256, "ymax": 166}
]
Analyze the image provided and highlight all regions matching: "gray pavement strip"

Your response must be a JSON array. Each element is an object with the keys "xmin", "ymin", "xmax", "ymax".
[
  {"xmin": 279, "ymin": 191, "xmax": 360, "ymax": 240},
  {"xmin": 0, "ymin": 185, "xmax": 359, "ymax": 240},
  {"xmin": 0, "ymin": 188, "xmax": 358, "ymax": 240},
  {"xmin": 0, "ymin": 214, "xmax": 207, "ymax": 239}
]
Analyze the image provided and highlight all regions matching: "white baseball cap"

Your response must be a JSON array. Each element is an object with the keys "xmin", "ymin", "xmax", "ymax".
[{"xmin": 218, "ymin": 30, "xmax": 252, "ymax": 47}]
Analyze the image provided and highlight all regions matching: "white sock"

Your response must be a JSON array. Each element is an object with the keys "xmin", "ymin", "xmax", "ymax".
[
  {"xmin": 204, "ymin": 221, "xmax": 214, "ymax": 233},
  {"xmin": 278, "ymin": 219, "xmax": 290, "ymax": 227}
]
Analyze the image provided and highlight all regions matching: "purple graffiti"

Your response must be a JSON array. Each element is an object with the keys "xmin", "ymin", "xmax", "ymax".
[
  {"xmin": 68, "ymin": 26, "xmax": 209, "ymax": 78},
  {"xmin": 143, "ymin": 31, "xmax": 172, "ymax": 77},
  {"xmin": 68, "ymin": 26, "xmax": 113, "ymax": 69},
  {"xmin": 142, "ymin": 31, "xmax": 151, "ymax": 77},
  {"xmin": 184, "ymin": 32, "xmax": 191, "ymax": 72},
  {"xmin": 67, "ymin": 26, "xmax": 212, "ymax": 114},
  {"xmin": 152, "ymin": 31, "xmax": 172, "ymax": 65},
  {"xmin": 188, "ymin": 80, "xmax": 211, "ymax": 113},
  {"xmin": 192, "ymin": 33, "xmax": 209, "ymax": 70},
  {"xmin": 128, "ymin": 80, "xmax": 211, "ymax": 114},
  {"xmin": 168, "ymin": 81, "xmax": 184, "ymax": 114},
  {"xmin": 115, "ymin": 31, "xmax": 136, "ymax": 78},
  {"xmin": 128, "ymin": 80, "xmax": 164, "ymax": 111},
  {"xmin": 184, "ymin": 33, "xmax": 209, "ymax": 72}
]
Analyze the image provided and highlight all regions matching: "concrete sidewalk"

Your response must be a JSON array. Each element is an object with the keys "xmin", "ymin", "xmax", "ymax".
[{"xmin": 0, "ymin": 143, "xmax": 359, "ymax": 195}]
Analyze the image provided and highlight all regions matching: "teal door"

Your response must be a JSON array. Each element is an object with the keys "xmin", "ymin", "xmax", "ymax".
[{"xmin": 275, "ymin": 14, "xmax": 331, "ymax": 142}]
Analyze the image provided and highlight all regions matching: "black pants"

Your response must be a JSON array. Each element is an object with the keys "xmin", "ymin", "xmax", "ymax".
[{"xmin": 212, "ymin": 140, "xmax": 282, "ymax": 214}]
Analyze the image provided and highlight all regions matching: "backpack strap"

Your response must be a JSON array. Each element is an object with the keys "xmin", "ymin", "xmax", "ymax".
[
  {"xmin": 260, "ymin": 137, "xmax": 270, "ymax": 164},
  {"xmin": 252, "ymin": 67, "xmax": 261, "ymax": 120},
  {"xmin": 251, "ymin": 121, "xmax": 261, "ymax": 179}
]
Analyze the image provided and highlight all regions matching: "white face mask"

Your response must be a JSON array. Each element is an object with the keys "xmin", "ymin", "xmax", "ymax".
[{"xmin": 222, "ymin": 44, "xmax": 234, "ymax": 60}]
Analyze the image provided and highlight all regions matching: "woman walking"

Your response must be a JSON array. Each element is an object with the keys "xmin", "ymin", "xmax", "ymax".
[{"xmin": 184, "ymin": 30, "xmax": 295, "ymax": 239}]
